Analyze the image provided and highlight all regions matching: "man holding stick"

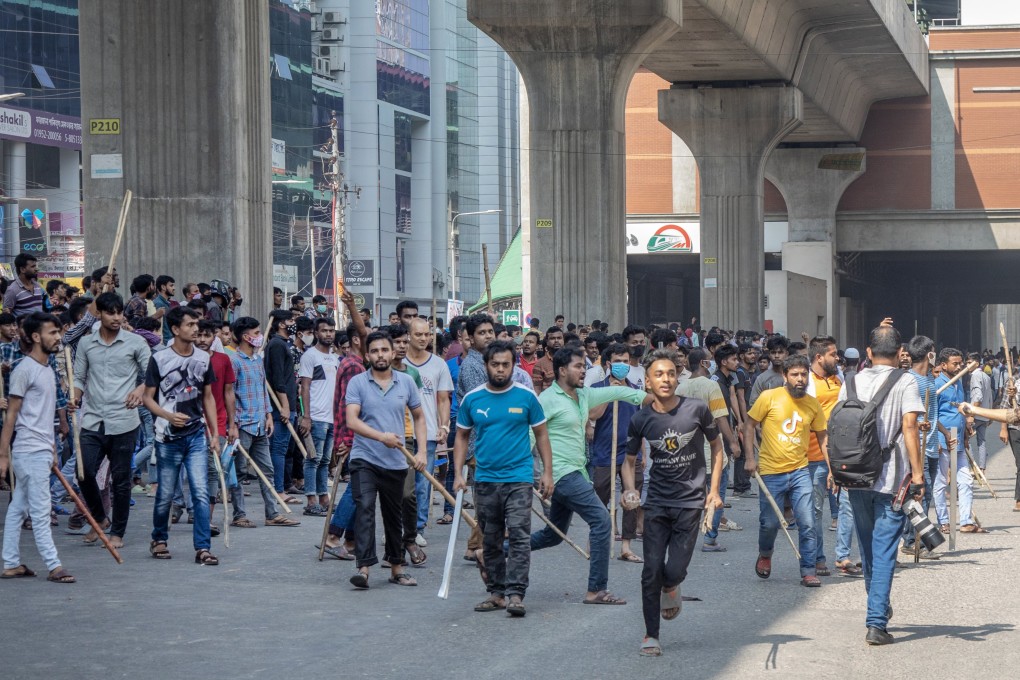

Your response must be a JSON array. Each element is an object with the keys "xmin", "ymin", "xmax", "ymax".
[
  {"xmin": 530, "ymin": 346, "xmax": 648, "ymax": 605},
  {"xmin": 345, "ymin": 331, "xmax": 427, "ymax": 589},
  {"xmin": 0, "ymin": 312, "xmax": 75, "ymax": 583},
  {"xmin": 71, "ymin": 292, "xmax": 150, "ymax": 549},
  {"xmin": 228, "ymin": 317, "xmax": 299, "ymax": 528},
  {"xmin": 622, "ymin": 348, "xmax": 724, "ymax": 657},
  {"xmin": 264, "ymin": 309, "xmax": 300, "ymax": 501},
  {"xmin": 743, "ymin": 354, "xmax": 828, "ymax": 587},
  {"xmin": 837, "ymin": 325, "xmax": 925, "ymax": 645},
  {"xmin": 933, "ymin": 349, "xmax": 983, "ymax": 533},
  {"xmin": 454, "ymin": 340, "xmax": 553, "ymax": 617}
]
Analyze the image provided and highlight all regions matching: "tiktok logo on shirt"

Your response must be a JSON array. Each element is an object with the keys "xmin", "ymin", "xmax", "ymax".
[{"xmin": 780, "ymin": 411, "xmax": 804, "ymax": 444}]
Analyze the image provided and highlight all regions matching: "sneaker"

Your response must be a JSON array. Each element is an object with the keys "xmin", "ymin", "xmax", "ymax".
[
  {"xmin": 734, "ymin": 489, "xmax": 756, "ymax": 498},
  {"xmin": 865, "ymin": 627, "xmax": 894, "ymax": 645},
  {"xmin": 415, "ymin": 533, "xmax": 427, "ymax": 547},
  {"xmin": 303, "ymin": 505, "xmax": 327, "ymax": 516},
  {"xmin": 720, "ymin": 518, "xmax": 742, "ymax": 531},
  {"xmin": 829, "ymin": 519, "xmax": 837, "ymax": 531},
  {"xmin": 131, "ymin": 485, "xmax": 147, "ymax": 495}
]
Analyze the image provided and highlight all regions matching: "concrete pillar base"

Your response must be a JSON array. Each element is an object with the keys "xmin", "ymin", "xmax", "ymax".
[
  {"xmin": 659, "ymin": 86, "xmax": 802, "ymax": 331},
  {"xmin": 469, "ymin": 0, "xmax": 681, "ymax": 328}
]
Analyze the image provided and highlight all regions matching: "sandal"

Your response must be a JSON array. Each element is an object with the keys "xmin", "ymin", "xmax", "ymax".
[
  {"xmin": 1, "ymin": 564, "xmax": 36, "ymax": 579},
  {"xmin": 960, "ymin": 525, "xmax": 989, "ymax": 533},
  {"xmin": 584, "ymin": 590, "xmax": 627, "ymax": 605},
  {"xmin": 388, "ymin": 572, "xmax": 418, "ymax": 586},
  {"xmin": 939, "ymin": 524, "xmax": 950, "ymax": 534},
  {"xmin": 47, "ymin": 568, "xmax": 76, "ymax": 584},
  {"xmin": 230, "ymin": 517, "xmax": 257, "ymax": 528},
  {"xmin": 265, "ymin": 515, "xmax": 301, "ymax": 527},
  {"xmin": 835, "ymin": 559, "xmax": 862, "ymax": 576},
  {"xmin": 619, "ymin": 551, "xmax": 645, "ymax": 562},
  {"xmin": 755, "ymin": 554, "xmax": 772, "ymax": 579},
  {"xmin": 815, "ymin": 563, "xmax": 831, "ymax": 577},
  {"xmin": 316, "ymin": 543, "xmax": 355, "ymax": 560},
  {"xmin": 640, "ymin": 637, "xmax": 662, "ymax": 657},
  {"xmin": 437, "ymin": 514, "xmax": 454, "ymax": 525},
  {"xmin": 800, "ymin": 575, "xmax": 822, "ymax": 587},
  {"xmin": 474, "ymin": 597, "xmax": 507, "ymax": 612},
  {"xmin": 405, "ymin": 542, "xmax": 427, "ymax": 567},
  {"xmin": 195, "ymin": 549, "xmax": 219, "ymax": 566},
  {"xmin": 149, "ymin": 540, "xmax": 172, "ymax": 559},
  {"xmin": 661, "ymin": 586, "xmax": 681, "ymax": 620},
  {"xmin": 350, "ymin": 572, "xmax": 369, "ymax": 589},
  {"xmin": 506, "ymin": 596, "xmax": 526, "ymax": 617}
]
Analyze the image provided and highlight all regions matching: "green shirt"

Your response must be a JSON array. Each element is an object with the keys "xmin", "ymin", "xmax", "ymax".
[
  {"xmin": 538, "ymin": 382, "xmax": 646, "ymax": 483},
  {"xmin": 394, "ymin": 363, "xmax": 422, "ymax": 439}
]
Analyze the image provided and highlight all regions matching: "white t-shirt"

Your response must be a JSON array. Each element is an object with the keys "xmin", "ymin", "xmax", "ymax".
[
  {"xmin": 837, "ymin": 365, "xmax": 923, "ymax": 494},
  {"xmin": 9, "ymin": 356, "xmax": 57, "ymax": 455},
  {"xmin": 407, "ymin": 353, "xmax": 454, "ymax": 439},
  {"xmin": 298, "ymin": 346, "xmax": 340, "ymax": 422}
]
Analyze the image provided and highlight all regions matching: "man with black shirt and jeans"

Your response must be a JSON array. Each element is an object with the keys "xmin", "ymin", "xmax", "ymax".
[
  {"xmin": 622, "ymin": 349, "xmax": 724, "ymax": 657},
  {"xmin": 144, "ymin": 307, "xmax": 221, "ymax": 565},
  {"xmin": 264, "ymin": 309, "xmax": 299, "ymax": 502}
]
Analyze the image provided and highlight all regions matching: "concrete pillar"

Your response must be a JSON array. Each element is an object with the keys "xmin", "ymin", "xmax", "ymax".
[
  {"xmin": 765, "ymin": 146, "xmax": 865, "ymax": 338},
  {"xmin": 930, "ymin": 61, "xmax": 956, "ymax": 210},
  {"xmin": 468, "ymin": 0, "xmax": 681, "ymax": 329},
  {"xmin": 660, "ymin": 86, "xmax": 802, "ymax": 331},
  {"xmin": 79, "ymin": 1, "xmax": 272, "ymax": 316},
  {"xmin": 3, "ymin": 141, "xmax": 26, "ymax": 258}
]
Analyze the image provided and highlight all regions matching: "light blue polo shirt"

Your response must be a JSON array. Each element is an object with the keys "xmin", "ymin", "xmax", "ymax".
[
  {"xmin": 346, "ymin": 369, "xmax": 422, "ymax": 470},
  {"xmin": 458, "ymin": 383, "xmax": 546, "ymax": 483}
]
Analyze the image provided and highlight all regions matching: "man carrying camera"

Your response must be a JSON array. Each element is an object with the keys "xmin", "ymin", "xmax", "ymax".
[{"xmin": 836, "ymin": 324, "xmax": 925, "ymax": 646}]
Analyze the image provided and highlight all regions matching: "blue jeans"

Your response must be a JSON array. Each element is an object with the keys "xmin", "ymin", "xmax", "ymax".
[
  {"xmin": 132, "ymin": 406, "xmax": 155, "ymax": 482},
  {"xmin": 848, "ymin": 490, "xmax": 903, "ymax": 630},
  {"xmin": 530, "ymin": 470, "xmax": 611, "ymax": 593},
  {"xmin": 270, "ymin": 412, "xmax": 296, "ymax": 493},
  {"xmin": 151, "ymin": 431, "xmax": 211, "ymax": 551},
  {"xmin": 304, "ymin": 421, "xmax": 334, "ymax": 497},
  {"xmin": 328, "ymin": 484, "xmax": 356, "ymax": 538},
  {"xmin": 705, "ymin": 465, "xmax": 729, "ymax": 541},
  {"xmin": 835, "ymin": 489, "xmax": 855, "ymax": 561},
  {"xmin": 415, "ymin": 440, "xmax": 438, "ymax": 532},
  {"xmin": 972, "ymin": 421, "xmax": 989, "ymax": 468},
  {"xmin": 757, "ymin": 466, "xmax": 816, "ymax": 576},
  {"xmin": 808, "ymin": 460, "xmax": 829, "ymax": 565}
]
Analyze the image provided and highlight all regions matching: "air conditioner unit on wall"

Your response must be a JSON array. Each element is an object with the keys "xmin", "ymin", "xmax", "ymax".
[
  {"xmin": 321, "ymin": 28, "xmax": 343, "ymax": 42},
  {"xmin": 323, "ymin": 11, "xmax": 346, "ymax": 24},
  {"xmin": 314, "ymin": 56, "xmax": 331, "ymax": 77}
]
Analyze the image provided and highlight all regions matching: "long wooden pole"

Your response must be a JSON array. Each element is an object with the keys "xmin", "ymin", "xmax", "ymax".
[
  {"xmin": 398, "ymin": 445, "xmax": 476, "ymax": 528},
  {"xmin": 754, "ymin": 471, "xmax": 800, "ymax": 560},
  {"xmin": 52, "ymin": 463, "xmax": 123, "ymax": 564},
  {"xmin": 481, "ymin": 243, "xmax": 494, "ymax": 317},
  {"xmin": 935, "ymin": 360, "xmax": 979, "ymax": 396},
  {"xmin": 210, "ymin": 441, "xmax": 230, "ymax": 548},
  {"xmin": 105, "ymin": 189, "xmax": 133, "ymax": 292},
  {"xmin": 949, "ymin": 427, "xmax": 958, "ymax": 551},
  {"xmin": 530, "ymin": 504, "xmax": 590, "ymax": 560},
  {"xmin": 234, "ymin": 440, "xmax": 292, "ymax": 513},
  {"xmin": 317, "ymin": 449, "xmax": 350, "ymax": 562},
  {"xmin": 64, "ymin": 346, "xmax": 85, "ymax": 481},
  {"xmin": 1001, "ymin": 323, "xmax": 1016, "ymax": 409},
  {"xmin": 609, "ymin": 403, "xmax": 618, "ymax": 559},
  {"xmin": 263, "ymin": 380, "xmax": 310, "ymax": 457}
]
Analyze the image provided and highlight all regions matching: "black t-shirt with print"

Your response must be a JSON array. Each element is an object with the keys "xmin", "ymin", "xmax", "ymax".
[
  {"xmin": 626, "ymin": 397, "xmax": 720, "ymax": 509},
  {"xmin": 144, "ymin": 346, "xmax": 215, "ymax": 442}
]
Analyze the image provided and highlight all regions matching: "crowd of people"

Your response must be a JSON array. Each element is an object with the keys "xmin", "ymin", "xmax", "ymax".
[{"xmin": 1, "ymin": 250, "xmax": 1019, "ymax": 657}]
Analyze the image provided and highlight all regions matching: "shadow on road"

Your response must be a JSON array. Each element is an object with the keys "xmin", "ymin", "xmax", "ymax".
[
  {"xmin": 756, "ymin": 633, "xmax": 812, "ymax": 670},
  {"xmin": 890, "ymin": 622, "xmax": 1015, "ymax": 644}
]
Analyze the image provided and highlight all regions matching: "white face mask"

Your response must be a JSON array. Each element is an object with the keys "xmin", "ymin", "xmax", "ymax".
[{"xmin": 301, "ymin": 333, "xmax": 314, "ymax": 346}]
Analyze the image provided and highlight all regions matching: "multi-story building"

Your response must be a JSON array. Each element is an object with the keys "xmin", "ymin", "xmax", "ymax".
[{"xmin": 0, "ymin": 0, "xmax": 84, "ymax": 281}]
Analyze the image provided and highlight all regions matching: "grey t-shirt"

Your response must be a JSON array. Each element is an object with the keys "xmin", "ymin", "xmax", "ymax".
[
  {"xmin": 970, "ymin": 369, "xmax": 993, "ymax": 423},
  {"xmin": 346, "ymin": 369, "xmax": 422, "ymax": 470},
  {"xmin": 837, "ymin": 365, "xmax": 923, "ymax": 494},
  {"xmin": 749, "ymin": 367, "xmax": 785, "ymax": 407},
  {"xmin": 9, "ymin": 356, "xmax": 56, "ymax": 455}
]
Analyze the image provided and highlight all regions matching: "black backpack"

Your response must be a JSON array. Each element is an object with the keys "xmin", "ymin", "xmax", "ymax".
[{"xmin": 827, "ymin": 370, "xmax": 905, "ymax": 488}]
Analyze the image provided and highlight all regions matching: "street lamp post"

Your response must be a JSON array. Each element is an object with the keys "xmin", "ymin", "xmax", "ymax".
[{"xmin": 449, "ymin": 209, "xmax": 502, "ymax": 302}]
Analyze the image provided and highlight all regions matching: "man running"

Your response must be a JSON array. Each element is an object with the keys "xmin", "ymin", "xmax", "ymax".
[
  {"xmin": 622, "ymin": 349, "xmax": 724, "ymax": 657},
  {"xmin": 530, "ymin": 346, "xmax": 648, "ymax": 605},
  {"xmin": 743, "ymin": 354, "xmax": 828, "ymax": 587},
  {"xmin": 454, "ymin": 340, "xmax": 553, "ymax": 617}
]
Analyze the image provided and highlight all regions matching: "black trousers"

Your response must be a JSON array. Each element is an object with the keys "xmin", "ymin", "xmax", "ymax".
[
  {"xmin": 593, "ymin": 461, "xmax": 643, "ymax": 540},
  {"xmin": 641, "ymin": 505, "xmax": 701, "ymax": 639},
  {"xmin": 79, "ymin": 424, "xmax": 139, "ymax": 538},
  {"xmin": 350, "ymin": 458, "xmax": 406, "ymax": 568}
]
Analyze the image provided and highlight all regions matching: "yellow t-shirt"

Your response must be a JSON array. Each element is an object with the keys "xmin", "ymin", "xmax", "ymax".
[
  {"xmin": 807, "ymin": 372, "xmax": 841, "ymax": 462},
  {"xmin": 748, "ymin": 386, "xmax": 826, "ymax": 475}
]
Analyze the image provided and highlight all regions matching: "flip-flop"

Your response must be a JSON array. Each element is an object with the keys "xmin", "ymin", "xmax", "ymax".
[
  {"xmin": 618, "ymin": 551, "xmax": 644, "ymax": 562},
  {"xmin": 660, "ymin": 586, "xmax": 681, "ymax": 620},
  {"xmin": 388, "ymin": 572, "xmax": 418, "ymax": 586},
  {"xmin": 0, "ymin": 565, "xmax": 36, "ymax": 579},
  {"xmin": 47, "ymin": 568, "xmax": 76, "ymax": 584},
  {"xmin": 474, "ymin": 598, "xmax": 506, "ymax": 612},
  {"xmin": 316, "ymin": 543, "xmax": 355, "ymax": 560},
  {"xmin": 959, "ymin": 525, "xmax": 989, "ymax": 533},
  {"xmin": 640, "ymin": 637, "xmax": 662, "ymax": 657},
  {"xmin": 436, "ymin": 514, "xmax": 454, "ymax": 525},
  {"xmin": 584, "ymin": 590, "xmax": 627, "ymax": 605}
]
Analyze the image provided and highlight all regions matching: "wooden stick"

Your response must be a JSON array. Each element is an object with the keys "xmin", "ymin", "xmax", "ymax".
[
  {"xmin": 105, "ymin": 189, "xmax": 133, "ymax": 292},
  {"xmin": 482, "ymin": 243, "xmax": 494, "ymax": 317},
  {"xmin": 530, "ymin": 504, "xmax": 590, "ymax": 560},
  {"xmin": 935, "ymin": 360, "xmax": 979, "ymax": 396},
  {"xmin": 963, "ymin": 443, "xmax": 997, "ymax": 499},
  {"xmin": 233, "ymin": 440, "xmax": 292, "ymax": 513},
  {"xmin": 263, "ymin": 380, "xmax": 309, "ymax": 457},
  {"xmin": 210, "ymin": 440, "xmax": 230, "ymax": 548},
  {"xmin": 398, "ymin": 445, "xmax": 476, "ymax": 528},
  {"xmin": 754, "ymin": 471, "xmax": 800, "ymax": 560},
  {"xmin": 64, "ymin": 346, "xmax": 85, "ymax": 482},
  {"xmin": 949, "ymin": 427, "xmax": 958, "ymax": 551},
  {"xmin": 52, "ymin": 463, "xmax": 123, "ymax": 564},
  {"xmin": 1001, "ymin": 323, "xmax": 1016, "ymax": 409},
  {"xmin": 317, "ymin": 449, "xmax": 349, "ymax": 562},
  {"xmin": 609, "ymin": 403, "xmax": 618, "ymax": 559}
]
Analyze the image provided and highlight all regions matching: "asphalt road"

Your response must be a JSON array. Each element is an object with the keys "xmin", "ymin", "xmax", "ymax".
[{"xmin": 2, "ymin": 441, "xmax": 1018, "ymax": 680}]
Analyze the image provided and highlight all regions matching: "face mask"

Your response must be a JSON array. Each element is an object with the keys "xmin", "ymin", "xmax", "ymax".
[
  {"xmin": 316, "ymin": 304, "xmax": 327, "ymax": 314},
  {"xmin": 609, "ymin": 362, "xmax": 630, "ymax": 380},
  {"xmin": 708, "ymin": 360, "xmax": 718, "ymax": 374},
  {"xmin": 628, "ymin": 344, "xmax": 646, "ymax": 358},
  {"xmin": 246, "ymin": 334, "xmax": 264, "ymax": 349},
  {"xmin": 285, "ymin": 323, "xmax": 296, "ymax": 335},
  {"xmin": 301, "ymin": 333, "xmax": 314, "ymax": 346}
]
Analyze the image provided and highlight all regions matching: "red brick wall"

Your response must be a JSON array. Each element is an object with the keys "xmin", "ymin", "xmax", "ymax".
[{"xmin": 626, "ymin": 70, "xmax": 673, "ymax": 214}]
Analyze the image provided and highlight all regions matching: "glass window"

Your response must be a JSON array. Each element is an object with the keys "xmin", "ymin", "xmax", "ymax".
[
  {"xmin": 394, "ymin": 113, "xmax": 412, "ymax": 172},
  {"xmin": 273, "ymin": 54, "xmax": 293, "ymax": 80},
  {"xmin": 395, "ymin": 174, "xmax": 412, "ymax": 235}
]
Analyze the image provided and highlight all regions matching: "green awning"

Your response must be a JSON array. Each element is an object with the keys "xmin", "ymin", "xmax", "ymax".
[{"xmin": 470, "ymin": 228, "xmax": 522, "ymax": 313}]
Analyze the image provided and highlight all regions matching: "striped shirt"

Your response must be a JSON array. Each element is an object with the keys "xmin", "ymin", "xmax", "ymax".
[
  {"xmin": 2, "ymin": 278, "xmax": 44, "ymax": 318},
  {"xmin": 230, "ymin": 349, "xmax": 271, "ymax": 435}
]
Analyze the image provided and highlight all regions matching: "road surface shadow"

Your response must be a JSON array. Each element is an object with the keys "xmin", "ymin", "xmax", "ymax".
[
  {"xmin": 756, "ymin": 633, "xmax": 812, "ymax": 670},
  {"xmin": 889, "ymin": 622, "xmax": 1014, "ymax": 644}
]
